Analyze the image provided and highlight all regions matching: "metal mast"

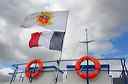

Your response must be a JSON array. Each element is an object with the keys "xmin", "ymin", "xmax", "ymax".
[{"xmin": 80, "ymin": 28, "xmax": 94, "ymax": 84}]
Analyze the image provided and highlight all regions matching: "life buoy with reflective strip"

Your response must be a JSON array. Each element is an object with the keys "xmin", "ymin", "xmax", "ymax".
[
  {"xmin": 25, "ymin": 59, "xmax": 44, "ymax": 79},
  {"xmin": 75, "ymin": 56, "xmax": 101, "ymax": 79}
]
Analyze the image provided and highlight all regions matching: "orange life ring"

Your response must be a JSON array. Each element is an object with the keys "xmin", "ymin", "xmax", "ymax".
[
  {"xmin": 25, "ymin": 59, "xmax": 44, "ymax": 79},
  {"xmin": 75, "ymin": 56, "xmax": 101, "ymax": 79}
]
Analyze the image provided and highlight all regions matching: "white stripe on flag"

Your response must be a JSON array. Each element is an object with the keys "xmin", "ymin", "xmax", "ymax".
[{"xmin": 38, "ymin": 31, "xmax": 54, "ymax": 49}]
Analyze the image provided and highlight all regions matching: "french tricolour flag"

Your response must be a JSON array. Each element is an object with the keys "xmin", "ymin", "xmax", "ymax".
[{"xmin": 29, "ymin": 31, "xmax": 65, "ymax": 51}]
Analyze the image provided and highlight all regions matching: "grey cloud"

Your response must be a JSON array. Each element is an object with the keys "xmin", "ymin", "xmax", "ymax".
[
  {"xmin": 0, "ymin": 42, "xmax": 15, "ymax": 61},
  {"xmin": 56, "ymin": 0, "xmax": 128, "ymax": 59},
  {"xmin": 58, "ymin": 0, "xmax": 128, "ymax": 37},
  {"xmin": 0, "ymin": 0, "xmax": 32, "ymax": 26},
  {"xmin": 0, "ymin": 74, "xmax": 9, "ymax": 83}
]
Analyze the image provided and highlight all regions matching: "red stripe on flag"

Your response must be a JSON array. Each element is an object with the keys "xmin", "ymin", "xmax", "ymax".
[{"xmin": 29, "ymin": 32, "xmax": 42, "ymax": 48}]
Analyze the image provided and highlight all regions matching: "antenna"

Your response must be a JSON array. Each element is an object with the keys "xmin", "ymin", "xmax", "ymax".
[
  {"xmin": 80, "ymin": 28, "xmax": 94, "ymax": 54},
  {"xmin": 80, "ymin": 28, "xmax": 94, "ymax": 84}
]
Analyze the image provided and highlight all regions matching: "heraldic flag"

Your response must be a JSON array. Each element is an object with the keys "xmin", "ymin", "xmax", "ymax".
[
  {"xmin": 29, "ymin": 31, "xmax": 65, "ymax": 51},
  {"xmin": 21, "ymin": 11, "xmax": 68, "ymax": 32}
]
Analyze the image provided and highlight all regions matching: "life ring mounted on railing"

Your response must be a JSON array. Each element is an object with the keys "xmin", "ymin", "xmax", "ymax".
[
  {"xmin": 75, "ymin": 56, "xmax": 101, "ymax": 79},
  {"xmin": 25, "ymin": 56, "xmax": 100, "ymax": 80},
  {"xmin": 25, "ymin": 59, "xmax": 44, "ymax": 79}
]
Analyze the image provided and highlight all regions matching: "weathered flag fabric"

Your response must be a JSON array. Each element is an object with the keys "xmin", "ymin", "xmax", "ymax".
[
  {"xmin": 21, "ymin": 11, "xmax": 68, "ymax": 32},
  {"xmin": 29, "ymin": 31, "xmax": 65, "ymax": 51}
]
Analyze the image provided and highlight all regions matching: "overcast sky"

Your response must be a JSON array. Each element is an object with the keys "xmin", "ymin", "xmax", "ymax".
[{"xmin": 0, "ymin": 0, "xmax": 128, "ymax": 83}]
